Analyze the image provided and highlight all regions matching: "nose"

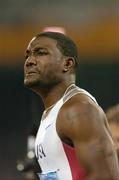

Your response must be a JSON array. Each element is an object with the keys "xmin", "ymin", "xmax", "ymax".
[{"xmin": 25, "ymin": 56, "xmax": 37, "ymax": 67}]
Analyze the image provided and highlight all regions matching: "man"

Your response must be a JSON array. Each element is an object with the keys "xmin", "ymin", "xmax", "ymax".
[
  {"xmin": 24, "ymin": 31, "xmax": 119, "ymax": 179},
  {"xmin": 106, "ymin": 104, "xmax": 119, "ymax": 160}
]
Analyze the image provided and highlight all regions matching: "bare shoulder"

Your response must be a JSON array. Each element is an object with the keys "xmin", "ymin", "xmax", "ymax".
[
  {"xmin": 57, "ymin": 93, "xmax": 119, "ymax": 178},
  {"xmin": 57, "ymin": 93, "xmax": 107, "ymax": 141}
]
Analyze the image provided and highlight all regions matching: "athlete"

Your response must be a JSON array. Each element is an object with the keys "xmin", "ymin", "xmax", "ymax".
[{"xmin": 24, "ymin": 31, "xmax": 119, "ymax": 179}]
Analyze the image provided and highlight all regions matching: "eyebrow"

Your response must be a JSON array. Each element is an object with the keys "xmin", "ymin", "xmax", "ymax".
[{"xmin": 25, "ymin": 47, "xmax": 47, "ymax": 54}]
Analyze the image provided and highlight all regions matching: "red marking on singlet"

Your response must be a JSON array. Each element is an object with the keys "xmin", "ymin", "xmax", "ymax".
[{"xmin": 63, "ymin": 142, "xmax": 86, "ymax": 180}]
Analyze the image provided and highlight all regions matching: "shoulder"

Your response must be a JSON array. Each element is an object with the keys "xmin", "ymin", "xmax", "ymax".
[
  {"xmin": 57, "ymin": 91, "xmax": 119, "ymax": 178},
  {"xmin": 57, "ymin": 93, "xmax": 107, "ymax": 141}
]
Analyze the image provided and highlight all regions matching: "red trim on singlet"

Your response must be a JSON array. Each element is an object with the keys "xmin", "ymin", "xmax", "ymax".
[{"xmin": 63, "ymin": 142, "xmax": 86, "ymax": 180}]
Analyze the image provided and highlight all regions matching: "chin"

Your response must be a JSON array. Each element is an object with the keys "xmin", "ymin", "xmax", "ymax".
[{"xmin": 24, "ymin": 78, "xmax": 39, "ymax": 88}]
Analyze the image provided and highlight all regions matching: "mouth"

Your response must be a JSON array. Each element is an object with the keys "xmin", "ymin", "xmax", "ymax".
[{"xmin": 25, "ymin": 71, "xmax": 37, "ymax": 75}]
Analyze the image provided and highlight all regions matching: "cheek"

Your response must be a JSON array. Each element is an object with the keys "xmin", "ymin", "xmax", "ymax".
[{"xmin": 45, "ymin": 63, "xmax": 62, "ymax": 75}]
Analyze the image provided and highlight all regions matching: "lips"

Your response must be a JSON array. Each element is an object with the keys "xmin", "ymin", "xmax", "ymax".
[
  {"xmin": 25, "ymin": 67, "xmax": 40, "ymax": 76},
  {"xmin": 27, "ymin": 71, "xmax": 36, "ymax": 74},
  {"xmin": 25, "ymin": 70, "xmax": 38, "ymax": 75}
]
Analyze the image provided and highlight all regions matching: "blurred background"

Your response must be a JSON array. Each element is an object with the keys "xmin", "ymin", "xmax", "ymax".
[{"xmin": 0, "ymin": 0, "xmax": 119, "ymax": 179}]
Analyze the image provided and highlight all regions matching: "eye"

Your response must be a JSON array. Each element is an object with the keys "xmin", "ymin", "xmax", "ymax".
[{"xmin": 37, "ymin": 51, "xmax": 48, "ymax": 56}]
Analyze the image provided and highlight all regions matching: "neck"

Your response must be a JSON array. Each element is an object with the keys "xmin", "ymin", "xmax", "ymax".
[{"xmin": 32, "ymin": 81, "xmax": 75, "ymax": 109}]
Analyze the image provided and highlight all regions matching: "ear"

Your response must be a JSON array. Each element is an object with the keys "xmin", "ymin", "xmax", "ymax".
[{"xmin": 63, "ymin": 57, "xmax": 75, "ymax": 72}]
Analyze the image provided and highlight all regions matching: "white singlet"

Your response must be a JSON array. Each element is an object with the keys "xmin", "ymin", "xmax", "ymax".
[{"xmin": 35, "ymin": 85, "xmax": 98, "ymax": 180}]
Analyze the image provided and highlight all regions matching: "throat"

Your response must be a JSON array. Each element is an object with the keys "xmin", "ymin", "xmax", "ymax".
[
  {"xmin": 44, "ymin": 83, "xmax": 75, "ymax": 108},
  {"xmin": 42, "ymin": 103, "xmax": 56, "ymax": 120}
]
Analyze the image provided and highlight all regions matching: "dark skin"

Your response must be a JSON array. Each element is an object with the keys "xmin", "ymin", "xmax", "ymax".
[
  {"xmin": 24, "ymin": 36, "xmax": 119, "ymax": 179},
  {"xmin": 109, "ymin": 122, "xmax": 119, "ymax": 160}
]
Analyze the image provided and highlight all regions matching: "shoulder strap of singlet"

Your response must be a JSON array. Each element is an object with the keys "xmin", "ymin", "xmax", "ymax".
[
  {"xmin": 63, "ymin": 85, "xmax": 98, "ymax": 105},
  {"xmin": 46, "ymin": 85, "xmax": 98, "ymax": 122}
]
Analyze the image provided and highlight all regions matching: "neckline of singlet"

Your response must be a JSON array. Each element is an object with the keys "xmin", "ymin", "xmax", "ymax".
[{"xmin": 41, "ymin": 84, "xmax": 98, "ymax": 122}]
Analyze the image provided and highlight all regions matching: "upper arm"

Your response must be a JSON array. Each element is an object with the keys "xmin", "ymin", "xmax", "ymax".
[{"xmin": 57, "ymin": 95, "xmax": 119, "ymax": 179}]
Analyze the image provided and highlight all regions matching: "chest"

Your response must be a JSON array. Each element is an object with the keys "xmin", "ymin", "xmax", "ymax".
[{"xmin": 35, "ymin": 120, "xmax": 62, "ymax": 160}]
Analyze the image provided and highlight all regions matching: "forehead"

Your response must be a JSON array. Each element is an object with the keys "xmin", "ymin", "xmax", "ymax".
[{"xmin": 27, "ymin": 36, "xmax": 58, "ymax": 50}]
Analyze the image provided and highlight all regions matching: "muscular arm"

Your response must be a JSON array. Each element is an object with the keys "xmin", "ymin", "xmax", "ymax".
[{"xmin": 57, "ymin": 94, "xmax": 119, "ymax": 180}]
